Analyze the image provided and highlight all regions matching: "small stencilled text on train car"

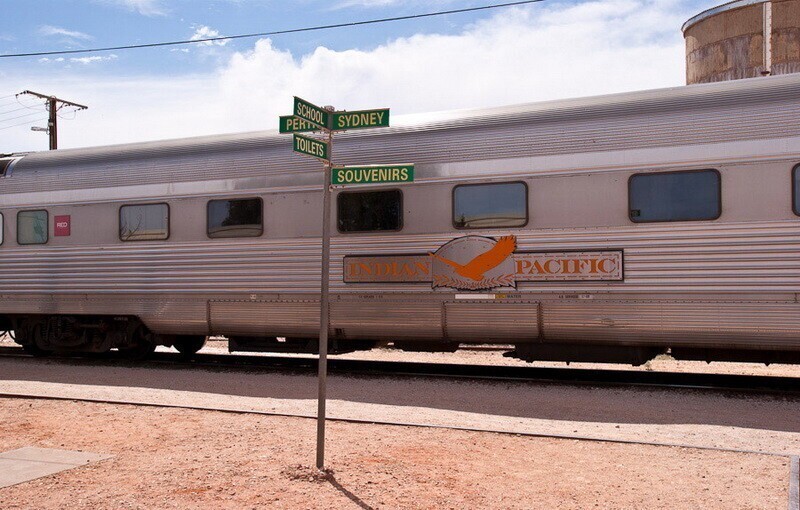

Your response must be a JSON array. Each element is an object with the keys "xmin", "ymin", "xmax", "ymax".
[{"xmin": 344, "ymin": 235, "xmax": 623, "ymax": 290}]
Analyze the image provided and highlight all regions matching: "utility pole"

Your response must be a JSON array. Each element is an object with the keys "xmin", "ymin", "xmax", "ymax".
[{"xmin": 17, "ymin": 90, "xmax": 88, "ymax": 150}]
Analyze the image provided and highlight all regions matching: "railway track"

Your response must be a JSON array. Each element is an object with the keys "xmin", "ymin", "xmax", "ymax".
[{"xmin": 1, "ymin": 345, "xmax": 799, "ymax": 394}]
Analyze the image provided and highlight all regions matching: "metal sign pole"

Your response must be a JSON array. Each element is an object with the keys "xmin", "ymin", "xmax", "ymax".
[
  {"xmin": 316, "ymin": 115, "xmax": 334, "ymax": 471},
  {"xmin": 281, "ymin": 97, "xmax": 392, "ymax": 470}
]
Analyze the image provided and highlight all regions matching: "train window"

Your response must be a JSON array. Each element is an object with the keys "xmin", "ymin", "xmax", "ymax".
[
  {"xmin": 17, "ymin": 210, "xmax": 48, "ymax": 245},
  {"xmin": 207, "ymin": 197, "xmax": 263, "ymax": 238},
  {"xmin": 452, "ymin": 182, "xmax": 528, "ymax": 229},
  {"xmin": 0, "ymin": 213, "xmax": 3, "ymax": 245},
  {"xmin": 120, "ymin": 203, "xmax": 169, "ymax": 241},
  {"xmin": 337, "ymin": 190, "xmax": 402, "ymax": 233},
  {"xmin": 793, "ymin": 164, "xmax": 800, "ymax": 216},
  {"xmin": 629, "ymin": 169, "xmax": 720, "ymax": 223}
]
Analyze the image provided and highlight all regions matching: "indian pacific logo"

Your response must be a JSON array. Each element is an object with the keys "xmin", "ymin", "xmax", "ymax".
[
  {"xmin": 343, "ymin": 237, "xmax": 623, "ymax": 287},
  {"xmin": 429, "ymin": 235, "xmax": 517, "ymax": 291}
]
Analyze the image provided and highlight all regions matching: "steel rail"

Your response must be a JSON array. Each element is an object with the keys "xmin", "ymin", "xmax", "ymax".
[{"xmin": 1, "ymin": 346, "xmax": 799, "ymax": 394}]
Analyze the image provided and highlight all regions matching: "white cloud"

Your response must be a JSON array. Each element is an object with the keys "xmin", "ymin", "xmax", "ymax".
[
  {"xmin": 333, "ymin": 0, "xmax": 455, "ymax": 8},
  {"xmin": 38, "ymin": 25, "xmax": 93, "ymax": 40},
  {"xmin": 96, "ymin": 0, "xmax": 167, "ymax": 16},
  {"xmin": 5, "ymin": 0, "xmax": 708, "ymax": 153},
  {"xmin": 189, "ymin": 26, "xmax": 229, "ymax": 47},
  {"xmin": 70, "ymin": 54, "xmax": 119, "ymax": 64}
]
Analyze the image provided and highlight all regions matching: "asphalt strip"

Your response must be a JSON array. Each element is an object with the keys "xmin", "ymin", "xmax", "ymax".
[{"xmin": 0, "ymin": 390, "xmax": 791, "ymax": 459}]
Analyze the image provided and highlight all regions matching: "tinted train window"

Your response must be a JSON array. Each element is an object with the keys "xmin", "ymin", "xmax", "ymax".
[
  {"xmin": 17, "ymin": 210, "xmax": 48, "ymax": 245},
  {"xmin": 120, "ymin": 203, "xmax": 169, "ymax": 241},
  {"xmin": 207, "ymin": 198, "xmax": 263, "ymax": 238},
  {"xmin": 793, "ymin": 164, "xmax": 800, "ymax": 216},
  {"xmin": 453, "ymin": 182, "xmax": 528, "ymax": 229},
  {"xmin": 629, "ymin": 170, "xmax": 720, "ymax": 223},
  {"xmin": 338, "ymin": 190, "xmax": 402, "ymax": 233}
]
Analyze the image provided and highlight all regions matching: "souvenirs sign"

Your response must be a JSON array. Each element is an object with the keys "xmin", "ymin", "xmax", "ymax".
[
  {"xmin": 344, "ymin": 235, "xmax": 623, "ymax": 290},
  {"xmin": 331, "ymin": 164, "xmax": 414, "ymax": 185}
]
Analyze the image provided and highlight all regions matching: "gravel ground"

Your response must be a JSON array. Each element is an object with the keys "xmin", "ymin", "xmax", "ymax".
[
  {"xmin": 0, "ymin": 398, "xmax": 791, "ymax": 509},
  {"xmin": 1, "ymin": 356, "xmax": 799, "ymax": 457}
]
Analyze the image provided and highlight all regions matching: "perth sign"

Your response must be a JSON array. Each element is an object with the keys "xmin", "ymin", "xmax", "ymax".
[{"xmin": 279, "ymin": 115, "xmax": 317, "ymax": 134}]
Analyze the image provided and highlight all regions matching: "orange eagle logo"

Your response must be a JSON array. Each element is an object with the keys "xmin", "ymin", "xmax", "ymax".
[{"xmin": 429, "ymin": 235, "xmax": 517, "ymax": 282}]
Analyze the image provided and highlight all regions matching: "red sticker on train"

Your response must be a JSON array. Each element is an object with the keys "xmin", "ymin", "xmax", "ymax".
[{"xmin": 54, "ymin": 215, "xmax": 71, "ymax": 236}]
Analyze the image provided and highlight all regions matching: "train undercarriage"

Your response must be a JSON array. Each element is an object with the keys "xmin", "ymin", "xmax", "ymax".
[
  {"xmin": 2, "ymin": 314, "xmax": 800, "ymax": 366},
  {"xmin": 3, "ymin": 315, "xmax": 206, "ymax": 360}
]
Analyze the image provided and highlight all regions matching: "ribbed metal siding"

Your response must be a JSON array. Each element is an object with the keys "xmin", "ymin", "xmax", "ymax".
[
  {"xmin": 4, "ymin": 75, "xmax": 800, "ymax": 194},
  {"xmin": 1, "ymin": 221, "xmax": 799, "ymax": 294},
  {"xmin": 543, "ymin": 301, "xmax": 800, "ymax": 349},
  {"xmin": 329, "ymin": 301, "xmax": 443, "ymax": 340},
  {"xmin": 208, "ymin": 300, "xmax": 319, "ymax": 337},
  {"xmin": 445, "ymin": 301, "xmax": 540, "ymax": 341}
]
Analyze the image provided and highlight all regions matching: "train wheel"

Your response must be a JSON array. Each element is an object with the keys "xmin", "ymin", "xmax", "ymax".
[
  {"xmin": 173, "ymin": 336, "xmax": 206, "ymax": 359},
  {"xmin": 22, "ymin": 343, "xmax": 52, "ymax": 358},
  {"xmin": 120, "ymin": 325, "xmax": 156, "ymax": 361},
  {"xmin": 20, "ymin": 321, "xmax": 52, "ymax": 357}
]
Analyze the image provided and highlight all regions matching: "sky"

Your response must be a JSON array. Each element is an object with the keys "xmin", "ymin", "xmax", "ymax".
[{"xmin": 0, "ymin": 0, "xmax": 720, "ymax": 153}]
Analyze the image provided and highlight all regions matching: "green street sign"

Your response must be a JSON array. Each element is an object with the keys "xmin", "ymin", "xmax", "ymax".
[
  {"xmin": 293, "ymin": 133, "xmax": 329, "ymax": 161},
  {"xmin": 294, "ymin": 96, "xmax": 330, "ymax": 129},
  {"xmin": 332, "ymin": 109, "xmax": 390, "ymax": 131},
  {"xmin": 279, "ymin": 115, "xmax": 318, "ymax": 134},
  {"xmin": 331, "ymin": 164, "xmax": 414, "ymax": 185}
]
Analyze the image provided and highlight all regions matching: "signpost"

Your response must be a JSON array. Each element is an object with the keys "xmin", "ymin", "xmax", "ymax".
[{"xmin": 279, "ymin": 96, "xmax": 408, "ymax": 471}]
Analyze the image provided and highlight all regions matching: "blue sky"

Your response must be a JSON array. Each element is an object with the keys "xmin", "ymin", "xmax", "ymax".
[{"xmin": 1, "ymin": 0, "xmax": 720, "ymax": 152}]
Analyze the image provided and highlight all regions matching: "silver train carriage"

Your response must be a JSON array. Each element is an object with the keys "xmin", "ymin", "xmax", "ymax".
[{"xmin": 2, "ymin": 74, "xmax": 800, "ymax": 364}]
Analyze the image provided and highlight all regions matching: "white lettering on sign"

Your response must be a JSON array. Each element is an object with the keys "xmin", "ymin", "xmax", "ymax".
[
  {"xmin": 296, "ymin": 103, "xmax": 324, "ymax": 125},
  {"xmin": 287, "ymin": 117, "xmax": 313, "ymax": 131},
  {"xmin": 54, "ymin": 215, "xmax": 71, "ymax": 237},
  {"xmin": 335, "ymin": 167, "xmax": 409, "ymax": 184},
  {"xmin": 296, "ymin": 136, "xmax": 326, "ymax": 158},
  {"xmin": 336, "ymin": 111, "xmax": 386, "ymax": 129}
]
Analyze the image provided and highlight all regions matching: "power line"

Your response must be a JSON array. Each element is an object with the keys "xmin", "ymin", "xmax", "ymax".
[
  {"xmin": 0, "ymin": 117, "xmax": 48, "ymax": 131},
  {"xmin": 0, "ymin": 0, "xmax": 545, "ymax": 59},
  {"xmin": 15, "ymin": 96, "xmax": 46, "ymax": 110},
  {"xmin": 0, "ymin": 106, "xmax": 36, "ymax": 116},
  {"xmin": 0, "ymin": 111, "xmax": 46, "ymax": 124}
]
